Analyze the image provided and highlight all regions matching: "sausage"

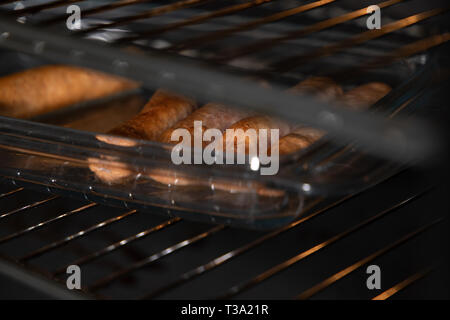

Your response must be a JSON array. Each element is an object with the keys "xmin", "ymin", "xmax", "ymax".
[
  {"xmin": 158, "ymin": 102, "xmax": 250, "ymax": 144},
  {"xmin": 273, "ymin": 126, "xmax": 324, "ymax": 155},
  {"xmin": 223, "ymin": 115, "xmax": 291, "ymax": 155},
  {"xmin": 276, "ymin": 81, "xmax": 391, "ymax": 156},
  {"xmin": 91, "ymin": 101, "xmax": 249, "ymax": 185},
  {"xmin": 0, "ymin": 65, "xmax": 138, "ymax": 119},
  {"xmin": 340, "ymin": 82, "xmax": 392, "ymax": 110},
  {"xmin": 235, "ymin": 77, "xmax": 341, "ymax": 156},
  {"xmin": 89, "ymin": 89, "xmax": 195, "ymax": 184},
  {"xmin": 109, "ymin": 89, "xmax": 196, "ymax": 140},
  {"xmin": 150, "ymin": 105, "xmax": 284, "ymax": 197},
  {"xmin": 288, "ymin": 76, "xmax": 344, "ymax": 102}
]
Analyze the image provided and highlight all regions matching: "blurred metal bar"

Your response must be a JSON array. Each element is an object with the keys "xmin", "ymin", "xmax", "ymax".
[
  {"xmin": 41, "ymin": 0, "xmax": 157, "ymax": 25},
  {"xmin": 169, "ymin": 0, "xmax": 336, "ymax": 51},
  {"xmin": 119, "ymin": 0, "xmax": 274, "ymax": 43},
  {"xmin": 77, "ymin": 0, "xmax": 213, "ymax": 35},
  {"xmin": 217, "ymin": 0, "xmax": 409, "ymax": 62},
  {"xmin": 272, "ymin": 7, "xmax": 450, "ymax": 72}
]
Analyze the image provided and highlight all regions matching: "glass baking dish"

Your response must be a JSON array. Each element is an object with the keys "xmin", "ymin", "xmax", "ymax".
[{"xmin": 0, "ymin": 45, "xmax": 437, "ymax": 229}]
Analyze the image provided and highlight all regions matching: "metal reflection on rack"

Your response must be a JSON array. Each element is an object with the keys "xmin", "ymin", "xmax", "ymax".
[
  {"xmin": 88, "ymin": 224, "xmax": 225, "ymax": 291},
  {"xmin": 0, "ymin": 195, "xmax": 59, "ymax": 220},
  {"xmin": 0, "ymin": 202, "xmax": 98, "ymax": 245},
  {"xmin": 52, "ymin": 216, "xmax": 182, "ymax": 276},
  {"xmin": 19, "ymin": 209, "xmax": 138, "ymax": 262}
]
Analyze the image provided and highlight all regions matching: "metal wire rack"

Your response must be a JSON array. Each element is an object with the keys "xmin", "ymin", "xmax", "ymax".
[{"xmin": 0, "ymin": 168, "xmax": 446, "ymax": 299}]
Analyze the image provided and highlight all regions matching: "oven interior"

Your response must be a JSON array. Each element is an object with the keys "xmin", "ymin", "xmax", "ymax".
[{"xmin": 0, "ymin": 0, "xmax": 449, "ymax": 299}]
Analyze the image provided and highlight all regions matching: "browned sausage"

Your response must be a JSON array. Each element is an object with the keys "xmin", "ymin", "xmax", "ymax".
[
  {"xmin": 109, "ymin": 89, "xmax": 196, "ymax": 140},
  {"xmin": 276, "ymin": 81, "xmax": 391, "ymax": 156},
  {"xmin": 0, "ymin": 65, "xmax": 138, "ymax": 119},
  {"xmin": 234, "ymin": 77, "xmax": 341, "ymax": 156},
  {"xmin": 149, "ymin": 106, "xmax": 284, "ymax": 197},
  {"xmin": 222, "ymin": 115, "xmax": 291, "ymax": 155},
  {"xmin": 89, "ymin": 89, "xmax": 195, "ymax": 184},
  {"xmin": 274, "ymin": 126, "xmax": 324, "ymax": 155},
  {"xmin": 158, "ymin": 102, "xmax": 250, "ymax": 144},
  {"xmin": 340, "ymin": 82, "xmax": 392, "ymax": 110},
  {"xmin": 288, "ymin": 76, "xmax": 344, "ymax": 102}
]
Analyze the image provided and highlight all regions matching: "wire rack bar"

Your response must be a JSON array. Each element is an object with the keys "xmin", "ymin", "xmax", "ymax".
[
  {"xmin": 52, "ymin": 216, "xmax": 182, "ymax": 276},
  {"xmin": 88, "ymin": 224, "xmax": 225, "ymax": 291},
  {"xmin": 19, "ymin": 209, "xmax": 138, "ymax": 262},
  {"xmin": 371, "ymin": 267, "xmax": 433, "ymax": 300},
  {"xmin": 0, "ymin": 202, "xmax": 98, "ymax": 245},
  {"xmin": 0, "ymin": 195, "xmax": 59, "ymax": 220}
]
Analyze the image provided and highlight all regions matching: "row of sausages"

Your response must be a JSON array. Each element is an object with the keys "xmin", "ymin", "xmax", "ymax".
[
  {"xmin": 94, "ymin": 77, "xmax": 391, "ymax": 194},
  {"xmin": 107, "ymin": 77, "xmax": 391, "ymax": 156},
  {"xmin": 0, "ymin": 65, "xmax": 391, "ymax": 157}
]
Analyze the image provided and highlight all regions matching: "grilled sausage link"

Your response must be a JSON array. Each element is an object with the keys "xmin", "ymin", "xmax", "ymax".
[
  {"xmin": 235, "ymin": 77, "xmax": 342, "ymax": 156},
  {"xmin": 223, "ymin": 115, "xmax": 291, "ymax": 155},
  {"xmin": 0, "ymin": 65, "xmax": 137, "ymax": 119},
  {"xmin": 340, "ymin": 82, "xmax": 392, "ymax": 110},
  {"xmin": 150, "ymin": 104, "xmax": 285, "ymax": 197},
  {"xmin": 89, "ymin": 90, "xmax": 195, "ymax": 184},
  {"xmin": 158, "ymin": 102, "xmax": 250, "ymax": 144},
  {"xmin": 288, "ymin": 76, "xmax": 344, "ymax": 102},
  {"xmin": 109, "ymin": 89, "xmax": 196, "ymax": 140},
  {"xmin": 274, "ymin": 126, "xmax": 324, "ymax": 156},
  {"xmin": 276, "ymin": 81, "xmax": 392, "ymax": 155}
]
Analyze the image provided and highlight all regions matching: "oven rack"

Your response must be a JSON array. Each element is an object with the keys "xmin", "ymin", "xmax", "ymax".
[{"xmin": 0, "ymin": 168, "xmax": 446, "ymax": 299}]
